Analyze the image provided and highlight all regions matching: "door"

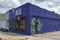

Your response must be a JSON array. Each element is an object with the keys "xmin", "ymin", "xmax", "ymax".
[
  {"xmin": 13, "ymin": 17, "xmax": 26, "ymax": 32},
  {"xmin": 13, "ymin": 18, "xmax": 19, "ymax": 30},
  {"xmin": 31, "ymin": 17, "xmax": 42, "ymax": 34},
  {"xmin": 19, "ymin": 17, "xmax": 26, "ymax": 32}
]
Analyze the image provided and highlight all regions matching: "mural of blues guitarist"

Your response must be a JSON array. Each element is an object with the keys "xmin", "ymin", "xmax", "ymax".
[{"xmin": 31, "ymin": 17, "xmax": 42, "ymax": 35}]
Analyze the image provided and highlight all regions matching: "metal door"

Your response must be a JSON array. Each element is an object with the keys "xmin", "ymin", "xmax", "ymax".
[
  {"xmin": 13, "ymin": 17, "xmax": 26, "ymax": 31},
  {"xmin": 19, "ymin": 17, "xmax": 26, "ymax": 32},
  {"xmin": 13, "ymin": 18, "xmax": 19, "ymax": 30}
]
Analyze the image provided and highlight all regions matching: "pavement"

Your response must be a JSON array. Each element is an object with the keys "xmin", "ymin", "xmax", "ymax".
[{"xmin": 0, "ymin": 31, "xmax": 60, "ymax": 40}]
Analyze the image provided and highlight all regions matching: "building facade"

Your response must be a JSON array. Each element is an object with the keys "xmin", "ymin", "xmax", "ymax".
[{"xmin": 1, "ymin": 3, "xmax": 60, "ymax": 35}]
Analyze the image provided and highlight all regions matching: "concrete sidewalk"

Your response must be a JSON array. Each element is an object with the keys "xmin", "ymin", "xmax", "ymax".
[{"xmin": 0, "ymin": 31, "xmax": 60, "ymax": 40}]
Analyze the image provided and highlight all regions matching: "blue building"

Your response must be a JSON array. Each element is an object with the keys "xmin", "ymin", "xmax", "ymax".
[{"xmin": 8, "ymin": 3, "xmax": 60, "ymax": 35}]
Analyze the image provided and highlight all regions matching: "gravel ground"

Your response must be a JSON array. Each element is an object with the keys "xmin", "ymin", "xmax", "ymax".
[{"xmin": 0, "ymin": 31, "xmax": 60, "ymax": 40}]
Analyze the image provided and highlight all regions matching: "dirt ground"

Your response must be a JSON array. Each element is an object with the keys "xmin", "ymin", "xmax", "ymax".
[{"xmin": 0, "ymin": 31, "xmax": 60, "ymax": 40}]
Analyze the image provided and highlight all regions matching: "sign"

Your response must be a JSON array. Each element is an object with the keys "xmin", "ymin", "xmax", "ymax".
[{"xmin": 15, "ymin": 9, "xmax": 22, "ymax": 16}]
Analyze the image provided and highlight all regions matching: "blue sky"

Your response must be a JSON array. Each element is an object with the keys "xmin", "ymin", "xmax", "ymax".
[{"xmin": 0, "ymin": 0, "xmax": 60, "ymax": 14}]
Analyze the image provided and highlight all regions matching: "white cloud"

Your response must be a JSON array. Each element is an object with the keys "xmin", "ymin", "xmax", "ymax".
[
  {"xmin": 0, "ymin": 0, "xmax": 60, "ymax": 15},
  {"xmin": 1, "ymin": 0, "xmax": 20, "ymax": 8},
  {"xmin": 0, "ymin": 0, "xmax": 21, "ymax": 13},
  {"xmin": 28, "ymin": 0, "xmax": 60, "ymax": 14},
  {"xmin": 0, "ymin": 0, "xmax": 5, "ymax": 3},
  {"xmin": 0, "ymin": 8, "xmax": 12, "ymax": 13},
  {"xmin": 13, "ymin": 0, "xmax": 20, "ymax": 6}
]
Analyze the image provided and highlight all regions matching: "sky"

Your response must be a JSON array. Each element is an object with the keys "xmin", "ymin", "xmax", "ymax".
[{"xmin": 0, "ymin": 0, "xmax": 60, "ymax": 14}]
